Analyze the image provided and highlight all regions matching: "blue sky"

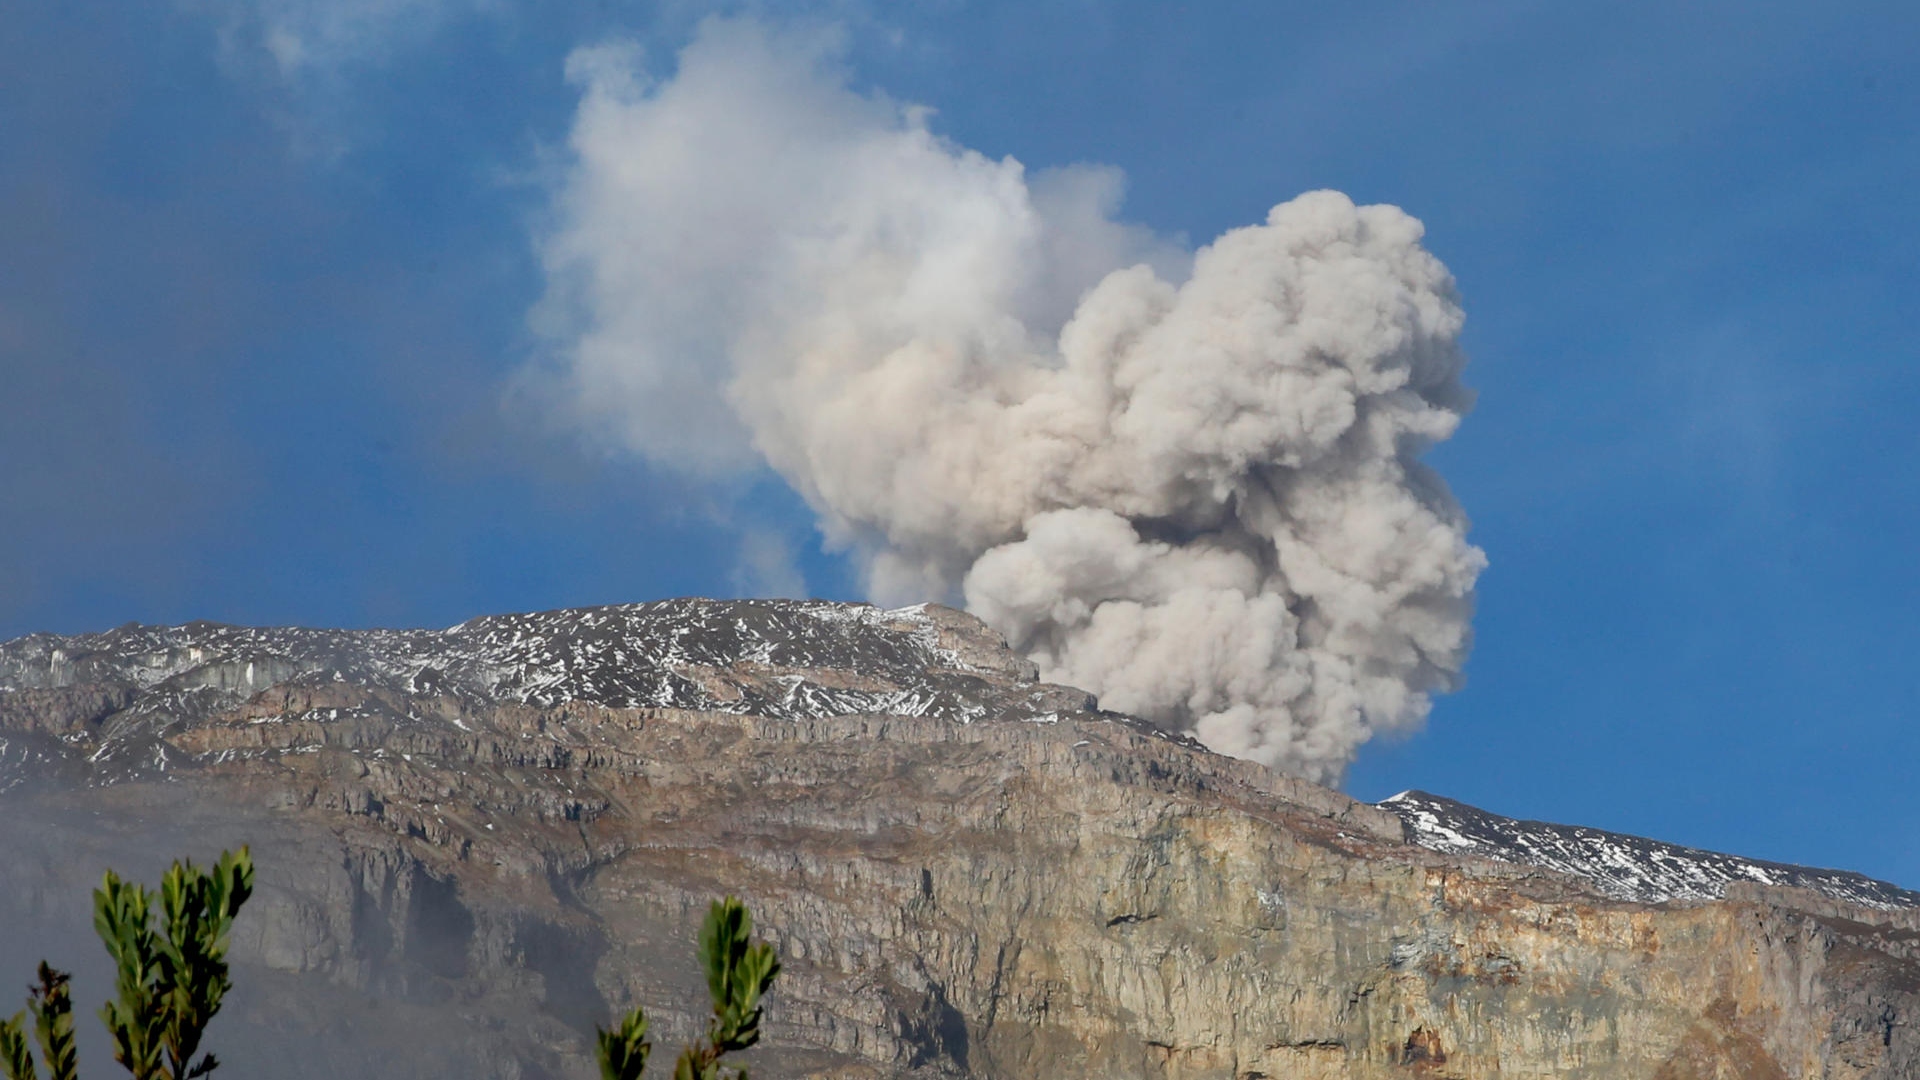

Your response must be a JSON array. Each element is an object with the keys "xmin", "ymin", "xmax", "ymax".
[{"xmin": 3, "ymin": 2, "xmax": 1916, "ymax": 885}]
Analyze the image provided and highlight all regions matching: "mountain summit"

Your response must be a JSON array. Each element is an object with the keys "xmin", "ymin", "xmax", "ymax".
[{"xmin": 2, "ymin": 599, "xmax": 1915, "ymax": 1078}]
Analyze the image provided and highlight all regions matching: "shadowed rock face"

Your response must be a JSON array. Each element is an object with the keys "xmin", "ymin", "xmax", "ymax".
[{"xmin": 0, "ymin": 599, "xmax": 1915, "ymax": 1080}]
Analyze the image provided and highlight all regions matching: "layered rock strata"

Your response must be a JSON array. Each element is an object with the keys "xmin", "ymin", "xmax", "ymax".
[{"xmin": 0, "ymin": 600, "xmax": 1914, "ymax": 1079}]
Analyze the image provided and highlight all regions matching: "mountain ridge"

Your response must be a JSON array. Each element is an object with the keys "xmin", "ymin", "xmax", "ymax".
[
  {"xmin": 5, "ymin": 598, "xmax": 1907, "ymax": 911},
  {"xmin": 2, "ymin": 598, "xmax": 1916, "ymax": 1079},
  {"xmin": 1379, "ymin": 788, "xmax": 1920, "ymax": 911}
]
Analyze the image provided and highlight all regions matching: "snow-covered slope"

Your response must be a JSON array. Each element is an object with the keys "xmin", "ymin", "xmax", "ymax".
[
  {"xmin": 0, "ymin": 599, "xmax": 1084, "ymax": 726},
  {"xmin": 0, "ymin": 599, "xmax": 1123, "ymax": 793},
  {"xmin": 1379, "ymin": 789, "xmax": 1920, "ymax": 911}
]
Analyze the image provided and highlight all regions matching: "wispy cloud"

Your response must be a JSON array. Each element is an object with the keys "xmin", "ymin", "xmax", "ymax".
[
  {"xmin": 182, "ymin": 0, "xmax": 502, "ymax": 155},
  {"xmin": 728, "ymin": 528, "xmax": 810, "ymax": 600},
  {"xmin": 195, "ymin": 0, "xmax": 485, "ymax": 78}
]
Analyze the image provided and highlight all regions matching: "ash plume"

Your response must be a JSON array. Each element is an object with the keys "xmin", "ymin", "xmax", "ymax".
[{"xmin": 531, "ymin": 20, "xmax": 1485, "ymax": 781}]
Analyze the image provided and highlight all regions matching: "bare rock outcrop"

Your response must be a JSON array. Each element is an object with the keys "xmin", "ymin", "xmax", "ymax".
[{"xmin": 0, "ymin": 599, "xmax": 1914, "ymax": 1079}]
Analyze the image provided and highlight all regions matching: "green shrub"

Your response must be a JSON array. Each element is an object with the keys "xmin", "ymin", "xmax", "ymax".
[
  {"xmin": 0, "ymin": 964, "xmax": 76, "ymax": 1080},
  {"xmin": 5, "ymin": 852, "xmax": 780, "ymax": 1080},
  {"xmin": 1, "ymin": 849, "xmax": 253, "ymax": 1080},
  {"xmin": 597, "ymin": 896, "xmax": 782, "ymax": 1080}
]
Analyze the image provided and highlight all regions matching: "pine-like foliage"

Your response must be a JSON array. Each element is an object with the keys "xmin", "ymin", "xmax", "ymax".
[
  {"xmin": 0, "ymin": 963, "xmax": 78, "ymax": 1080},
  {"xmin": 1, "ymin": 848, "xmax": 253, "ymax": 1080},
  {"xmin": 596, "ymin": 896, "xmax": 782, "ymax": 1080},
  {"xmin": 6, "ymin": 854, "xmax": 778, "ymax": 1080}
]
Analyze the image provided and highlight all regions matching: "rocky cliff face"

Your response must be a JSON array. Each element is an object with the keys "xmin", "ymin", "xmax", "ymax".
[{"xmin": 1, "ymin": 599, "xmax": 1915, "ymax": 1080}]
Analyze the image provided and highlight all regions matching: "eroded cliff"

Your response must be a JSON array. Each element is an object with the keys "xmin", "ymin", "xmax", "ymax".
[{"xmin": 0, "ymin": 600, "xmax": 1913, "ymax": 1079}]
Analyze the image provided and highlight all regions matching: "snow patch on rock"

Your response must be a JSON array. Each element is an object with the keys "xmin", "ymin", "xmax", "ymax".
[{"xmin": 1379, "ymin": 790, "xmax": 1920, "ymax": 911}]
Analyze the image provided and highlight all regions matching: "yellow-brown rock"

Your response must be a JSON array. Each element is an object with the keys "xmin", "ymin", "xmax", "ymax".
[{"xmin": 0, "ymin": 601, "xmax": 1913, "ymax": 1078}]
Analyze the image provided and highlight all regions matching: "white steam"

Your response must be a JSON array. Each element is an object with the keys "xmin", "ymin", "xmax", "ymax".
[{"xmin": 534, "ymin": 20, "xmax": 1486, "ymax": 781}]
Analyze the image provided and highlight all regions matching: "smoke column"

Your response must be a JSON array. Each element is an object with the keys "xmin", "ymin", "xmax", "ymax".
[{"xmin": 533, "ymin": 20, "xmax": 1486, "ymax": 781}]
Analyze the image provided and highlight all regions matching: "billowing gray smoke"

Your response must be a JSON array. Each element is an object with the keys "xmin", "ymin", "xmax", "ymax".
[{"xmin": 532, "ymin": 20, "xmax": 1486, "ymax": 781}]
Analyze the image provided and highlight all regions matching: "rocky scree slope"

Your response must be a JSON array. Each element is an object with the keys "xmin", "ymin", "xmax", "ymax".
[
  {"xmin": 1381, "ymin": 791, "xmax": 1920, "ymax": 911},
  {"xmin": 0, "ymin": 599, "xmax": 1916, "ymax": 1080}
]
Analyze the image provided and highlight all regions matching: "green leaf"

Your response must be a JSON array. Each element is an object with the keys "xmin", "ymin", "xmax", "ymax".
[
  {"xmin": 153, "ymin": 848, "xmax": 251, "ymax": 1080},
  {"xmin": 0, "ymin": 1011, "xmax": 36, "ymax": 1080},
  {"xmin": 597, "ymin": 896, "xmax": 779, "ymax": 1080},
  {"xmin": 687, "ymin": 897, "xmax": 781, "ymax": 1063},
  {"xmin": 670, "ymin": 1046, "xmax": 714, "ymax": 1080},
  {"xmin": 89, "ymin": 849, "xmax": 253, "ymax": 1080},
  {"xmin": 27, "ymin": 965, "xmax": 75, "ymax": 1080},
  {"xmin": 94, "ymin": 871, "xmax": 165, "ymax": 1080},
  {"xmin": 696, "ymin": 898, "xmax": 749, "ymax": 1008},
  {"xmin": 594, "ymin": 1006, "xmax": 650, "ymax": 1080}
]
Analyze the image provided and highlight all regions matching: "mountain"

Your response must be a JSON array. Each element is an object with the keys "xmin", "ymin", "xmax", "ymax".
[
  {"xmin": 1, "ymin": 599, "xmax": 1915, "ymax": 1079},
  {"xmin": 1381, "ymin": 790, "xmax": 1920, "ymax": 911}
]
